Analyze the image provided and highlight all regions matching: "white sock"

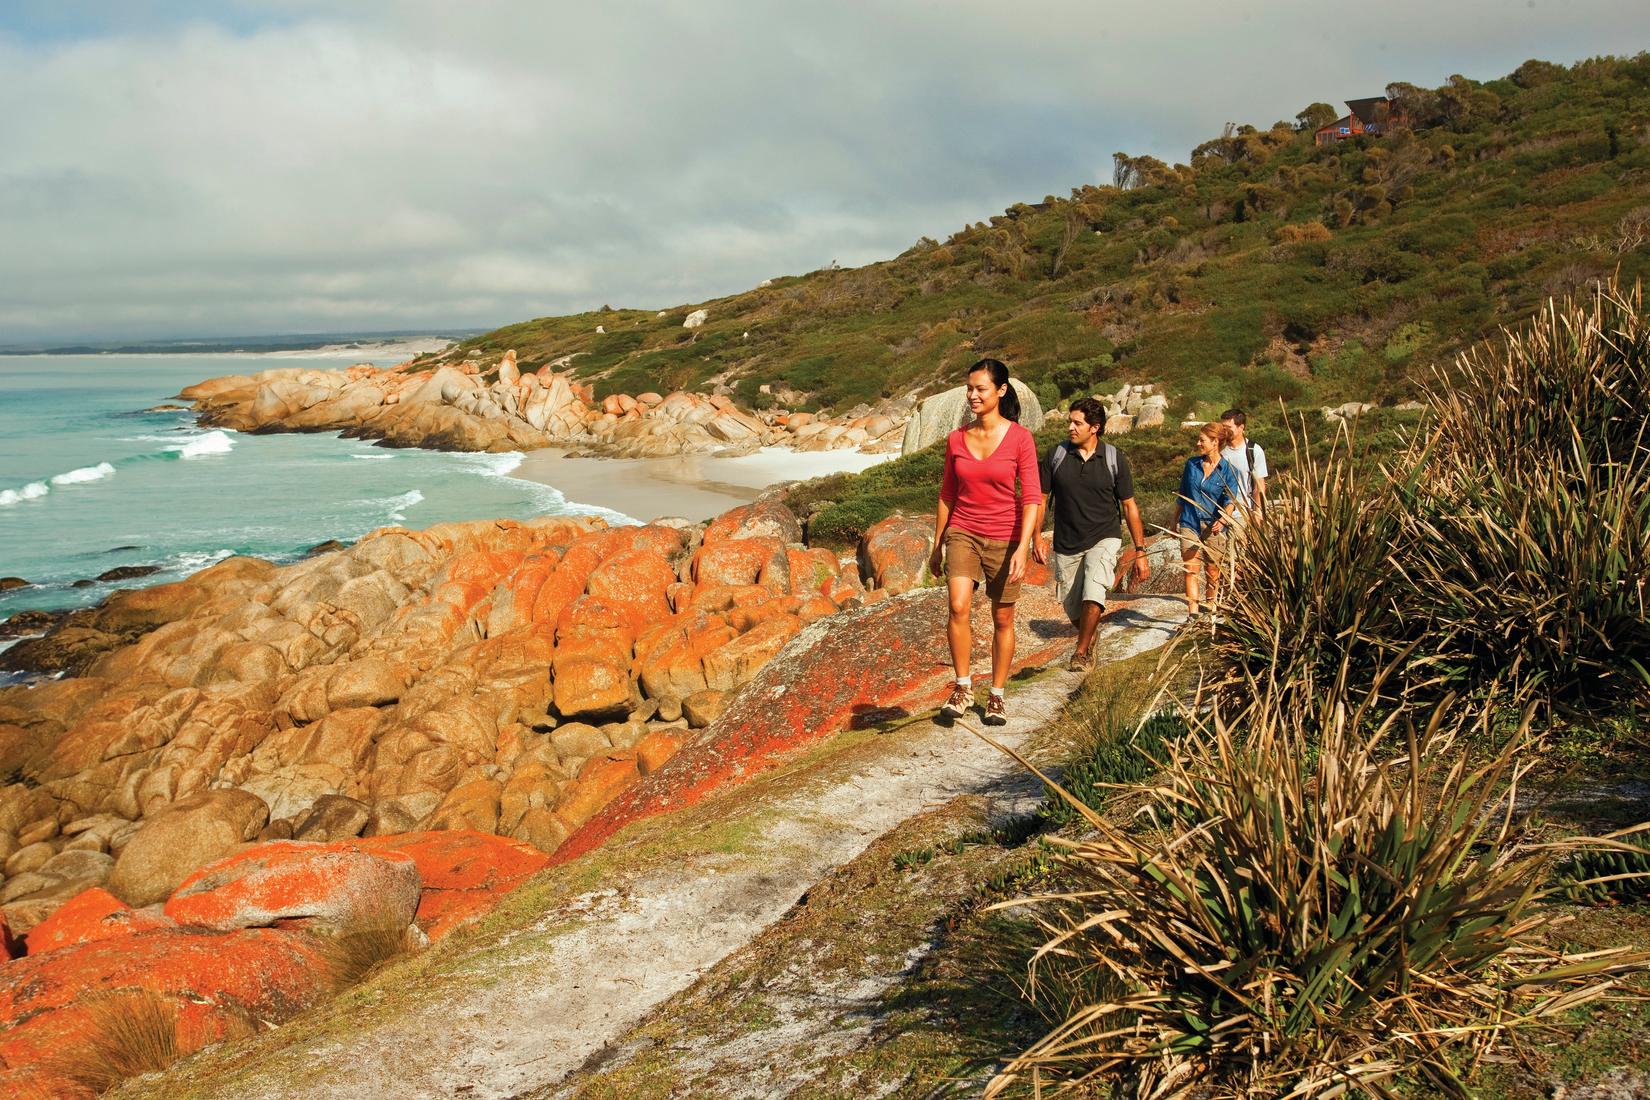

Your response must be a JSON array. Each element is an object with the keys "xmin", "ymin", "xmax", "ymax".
[
  {"xmin": 989, "ymin": 686, "xmax": 1005, "ymax": 699},
  {"xmin": 956, "ymin": 676, "xmax": 972, "ymax": 689}
]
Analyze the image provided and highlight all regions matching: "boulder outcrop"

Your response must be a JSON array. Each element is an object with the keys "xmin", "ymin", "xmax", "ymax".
[
  {"xmin": 182, "ymin": 353, "xmax": 908, "ymax": 459},
  {"xmin": 0, "ymin": 498, "xmax": 909, "ymax": 933}
]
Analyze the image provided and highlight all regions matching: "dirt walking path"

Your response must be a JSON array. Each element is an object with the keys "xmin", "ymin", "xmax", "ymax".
[{"xmin": 122, "ymin": 594, "xmax": 1186, "ymax": 1100}]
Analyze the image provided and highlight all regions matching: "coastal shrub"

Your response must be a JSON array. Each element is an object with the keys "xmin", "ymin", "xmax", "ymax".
[
  {"xmin": 985, "ymin": 667, "xmax": 1648, "ymax": 1099},
  {"xmin": 1407, "ymin": 279, "xmax": 1650, "ymax": 709},
  {"xmin": 1216, "ymin": 421, "xmax": 1430, "ymax": 699}
]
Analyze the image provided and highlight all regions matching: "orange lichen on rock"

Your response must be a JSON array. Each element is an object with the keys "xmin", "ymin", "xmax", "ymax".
[
  {"xmin": 23, "ymin": 887, "xmax": 175, "ymax": 956},
  {"xmin": 163, "ymin": 841, "xmax": 420, "ymax": 933},
  {"xmin": 0, "ymin": 927, "xmax": 333, "ymax": 1082},
  {"xmin": 350, "ymin": 831, "xmax": 550, "ymax": 940},
  {"xmin": 634, "ymin": 729, "xmax": 685, "ymax": 774},
  {"xmin": 858, "ymin": 513, "xmax": 934, "ymax": 595}
]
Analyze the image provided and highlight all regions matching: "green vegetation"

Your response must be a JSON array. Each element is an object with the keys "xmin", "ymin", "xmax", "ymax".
[
  {"xmin": 1218, "ymin": 279, "xmax": 1650, "ymax": 715},
  {"xmin": 985, "ymin": 281, "xmax": 1650, "ymax": 1096},
  {"xmin": 444, "ymin": 56, "xmax": 1650, "ymax": 420}
]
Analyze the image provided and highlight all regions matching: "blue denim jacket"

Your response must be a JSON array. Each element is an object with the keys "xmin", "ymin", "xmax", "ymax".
[{"xmin": 1176, "ymin": 455, "xmax": 1241, "ymax": 531}]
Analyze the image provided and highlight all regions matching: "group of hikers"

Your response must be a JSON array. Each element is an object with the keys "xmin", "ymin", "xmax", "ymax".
[{"xmin": 928, "ymin": 358, "xmax": 1266, "ymax": 726}]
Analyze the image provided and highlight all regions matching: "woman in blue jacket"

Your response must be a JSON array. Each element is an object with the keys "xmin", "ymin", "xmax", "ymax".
[{"xmin": 1177, "ymin": 421, "xmax": 1242, "ymax": 619}]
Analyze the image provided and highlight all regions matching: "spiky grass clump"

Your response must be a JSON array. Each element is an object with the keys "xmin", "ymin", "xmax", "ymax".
[
  {"xmin": 1408, "ymin": 436, "xmax": 1650, "ymax": 709},
  {"xmin": 54, "ymin": 989, "xmax": 257, "ymax": 1094},
  {"xmin": 1215, "ymin": 423, "xmax": 1432, "ymax": 701},
  {"xmin": 981, "ymin": 663, "xmax": 1649, "ymax": 1099},
  {"xmin": 1409, "ymin": 278, "xmax": 1650, "ymax": 710},
  {"xmin": 1221, "ymin": 278, "xmax": 1650, "ymax": 714},
  {"xmin": 314, "ymin": 920, "xmax": 415, "ymax": 990},
  {"xmin": 1429, "ymin": 279, "xmax": 1650, "ymax": 469}
]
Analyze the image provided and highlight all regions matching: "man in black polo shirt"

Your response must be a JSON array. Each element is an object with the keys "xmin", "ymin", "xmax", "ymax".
[{"xmin": 1033, "ymin": 397, "xmax": 1150, "ymax": 671}]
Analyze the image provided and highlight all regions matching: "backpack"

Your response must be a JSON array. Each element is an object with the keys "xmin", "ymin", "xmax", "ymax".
[
  {"xmin": 1243, "ymin": 439, "xmax": 1265, "ymax": 516},
  {"xmin": 1047, "ymin": 441, "xmax": 1119, "ymax": 485}
]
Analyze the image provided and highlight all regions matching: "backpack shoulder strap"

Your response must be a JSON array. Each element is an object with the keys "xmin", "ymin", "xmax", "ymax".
[
  {"xmin": 1104, "ymin": 443, "xmax": 1119, "ymax": 482},
  {"xmin": 1047, "ymin": 441, "xmax": 1070, "ymax": 479}
]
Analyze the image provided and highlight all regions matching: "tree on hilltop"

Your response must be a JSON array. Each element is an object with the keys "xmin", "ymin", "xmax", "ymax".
[{"xmin": 1296, "ymin": 102, "xmax": 1338, "ymax": 132}]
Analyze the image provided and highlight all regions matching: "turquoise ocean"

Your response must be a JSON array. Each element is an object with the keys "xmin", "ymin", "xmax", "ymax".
[{"xmin": 0, "ymin": 354, "xmax": 628, "ymax": 621}]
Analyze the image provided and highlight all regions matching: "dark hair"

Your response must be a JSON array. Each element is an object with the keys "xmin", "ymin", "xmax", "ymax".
[
  {"xmin": 968, "ymin": 358, "xmax": 1020, "ymax": 422},
  {"xmin": 1069, "ymin": 396, "xmax": 1107, "ymax": 430},
  {"xmin": 1220, "ymin": 408, "xmax": 1247, "ymax": 427}
]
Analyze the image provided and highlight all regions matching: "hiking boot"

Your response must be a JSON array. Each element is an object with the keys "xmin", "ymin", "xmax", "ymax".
[
  {"xmin": 1067, "ymin": 649, "xmax": 1093, "ymax": 673},
  {"xmin": 940, "ymin": 682, "xmax": 972, "ymax": 720},
  {"xmin": 983, "ymin": 692, "xmax": 1008, "ymax": 726}
]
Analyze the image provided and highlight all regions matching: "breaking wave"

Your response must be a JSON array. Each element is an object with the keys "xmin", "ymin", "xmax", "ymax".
[
  {"xmin": 51, "ymin": 461, "xmax": 117, "ymax": 485},
  {"xmin": 0, "ymin": 480, "xmax": 50, "ymax": 506},
  {"xmin": 382, "ymin": 489, "xmax": 425, "ymax": 522},
  {"xmin": 165, "ymin": 430, "xmax": 235, "ymax": 458}
]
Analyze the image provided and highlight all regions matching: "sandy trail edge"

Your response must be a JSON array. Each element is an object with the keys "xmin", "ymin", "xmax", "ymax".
[{"xmin": 134, "ymin": 595, "xmax": 1184, "ymax": 1100}]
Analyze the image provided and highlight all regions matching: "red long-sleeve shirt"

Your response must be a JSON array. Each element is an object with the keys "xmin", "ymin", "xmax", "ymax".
[{"xmin": 939, "ymin": 422, "xmax": 1040, "ymax": 542}]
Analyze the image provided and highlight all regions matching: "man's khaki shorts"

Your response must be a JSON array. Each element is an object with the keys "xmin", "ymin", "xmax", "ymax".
[
  {"xmin": 1053, "ymin": 537, "xmax": 1121, "ymax": 624},
  {"xmin": 1178, "ymin": 523, "xmax": 1228, "ymax": 564},
  {"xmin": 944, "ymin": 527, "xmax": 1022, "ymax": 604}
]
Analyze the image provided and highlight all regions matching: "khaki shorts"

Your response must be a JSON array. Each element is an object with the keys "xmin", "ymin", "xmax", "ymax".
[
  {"xmin": 944, "ymin": 527, "xmax": 1022, "ymax": 605},
  {"xmin": 1178, "ymin": 523, "xmax": 1228, "ymax": 564},
  {"xmin": 1053, "ymin": 537, "xmax": 1121, "ymax": 624}
]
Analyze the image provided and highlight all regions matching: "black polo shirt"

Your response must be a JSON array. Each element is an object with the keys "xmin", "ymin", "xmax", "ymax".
[{"xmin": 1039, "ymin": 443, "xmax": 1135, "ymax": 555}]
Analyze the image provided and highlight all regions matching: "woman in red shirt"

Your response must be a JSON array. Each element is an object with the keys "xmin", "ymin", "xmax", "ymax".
[{"xmin": 926, "ymin": 359, "xmax": 1041, "ymax": 726}]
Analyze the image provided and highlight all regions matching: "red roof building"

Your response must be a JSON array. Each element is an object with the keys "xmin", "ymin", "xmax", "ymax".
[{"xmin": 1315, "ymin": 97, "xmax": 1407, "ymax": 146}]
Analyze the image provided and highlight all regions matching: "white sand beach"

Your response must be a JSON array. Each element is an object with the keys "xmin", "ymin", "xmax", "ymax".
[{"xmin": 513, "ymin": 446, "xmax": 898, "ymax": 523}]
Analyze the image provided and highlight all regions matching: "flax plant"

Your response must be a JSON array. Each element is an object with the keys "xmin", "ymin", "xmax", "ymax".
[
  {"xmin": 1216, "ymin": 420, "xmax": 1436, "ymax": 702},
  {"xmin": 977, "ymin": 658, "xmax": 1649, "ymax": 1099},
  {"xmin": 1411, "ymin": 275, "xmax": 1650, "ymax": 709},
  {"xmin": 1406, "ymin": 431, "xmax": 1650, "ymax": 709},
  {"xmin": 1428, "ymin": 278, "xmax": 1650, "ymax": 469}
]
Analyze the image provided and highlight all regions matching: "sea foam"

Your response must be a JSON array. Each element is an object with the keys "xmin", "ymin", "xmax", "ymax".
[
  {"xmin": 385, "ymin": 489, "xmax": 425, "ymax": 522},
  {"xmin": 51, "ymin": 461, "xmax": 117, "ymax": 485},
  {"xmin": 0, "ymin": 481, "xmax": 50, "ymax": 506},
  {"xmin": 166, "ymin": 430, "xmax": 236, "ymax": 459}
]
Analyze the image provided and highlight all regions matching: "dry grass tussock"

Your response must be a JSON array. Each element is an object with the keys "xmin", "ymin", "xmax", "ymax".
[
  {"xmin": 52, "ymin": 988, "xmax": 258, "ymax": 1094},
  {"xmin": 314, "ymin": 919, "xmax": 416, "ymax": 990},
  {"xmin": 980, "ymin": 660, "xmax": 1650, "ymax": 1099}
]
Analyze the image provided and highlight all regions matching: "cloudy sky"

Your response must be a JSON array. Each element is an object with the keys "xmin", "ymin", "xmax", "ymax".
[{"xmin": 3, "ymin": 1, "xmax": 1648, "ymax": 343}]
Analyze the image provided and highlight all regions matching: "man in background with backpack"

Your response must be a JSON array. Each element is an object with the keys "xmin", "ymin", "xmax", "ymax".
[
  {"xmin": 1219, "ymin": 408, "xmax": 1267, "ymax": 601},
  {"xmin": 1032, "ymin": 397, "xmax": 1150, "ymax": 672},
  {"xmin": 1219, "ymin": 408, "xmax": 1267, "ymax": 517}
]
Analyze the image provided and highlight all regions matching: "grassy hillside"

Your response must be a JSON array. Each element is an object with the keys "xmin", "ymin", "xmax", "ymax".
[{"xmin": 439, "ymin": 54, "xmax": 1650, "ymax": 424}]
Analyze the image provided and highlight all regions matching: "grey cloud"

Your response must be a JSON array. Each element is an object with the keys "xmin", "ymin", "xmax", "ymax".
[{"xmin": 3, "ymin": 1, "xmax": 1649, "ymax": 342}]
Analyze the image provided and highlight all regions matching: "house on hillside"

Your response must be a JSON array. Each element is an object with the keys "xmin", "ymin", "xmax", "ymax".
[{"xmin": 1314, "ymin": 97, "xmax": 1408, "ymax": 146}]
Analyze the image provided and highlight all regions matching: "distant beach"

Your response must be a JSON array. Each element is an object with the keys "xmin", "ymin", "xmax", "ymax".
[{"xmin": 513, "ymin": 446, "xmax": 896, "ymax": 523}]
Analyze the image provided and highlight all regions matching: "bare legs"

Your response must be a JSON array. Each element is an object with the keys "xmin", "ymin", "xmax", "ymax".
[
  {"xmin": 1182, "ymin": 549, "xmax": 1220, "ymax": 614},
  {"xmin": 990, "ymin": 602, "xmax": 1016, "ymax": 688},
  {"xmin": 946, "ymin": 577, "xmax": 974, "ymax": 679},
  {"xmin": 946, "ymin": 576, "xmax": 1017, "ymax": 687},
  {"xmin": 1073, "ymin": 600, "xmax": 1103, "ymax": 659}
]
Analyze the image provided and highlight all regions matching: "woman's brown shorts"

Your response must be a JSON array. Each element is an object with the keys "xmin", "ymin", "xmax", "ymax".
[{"xmin": 945, "ymin": 527, "xmax": 1022, "ymax": 604}]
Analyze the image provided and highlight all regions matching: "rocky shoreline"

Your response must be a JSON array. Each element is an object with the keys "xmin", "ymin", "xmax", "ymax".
[
  {"xmin": 0, "ymin": 458, "xmax": 1203, "ymax": 1097},
  {"xmin": 182, "ymin": 350, "xmax": 909, "ymax": 459}
]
